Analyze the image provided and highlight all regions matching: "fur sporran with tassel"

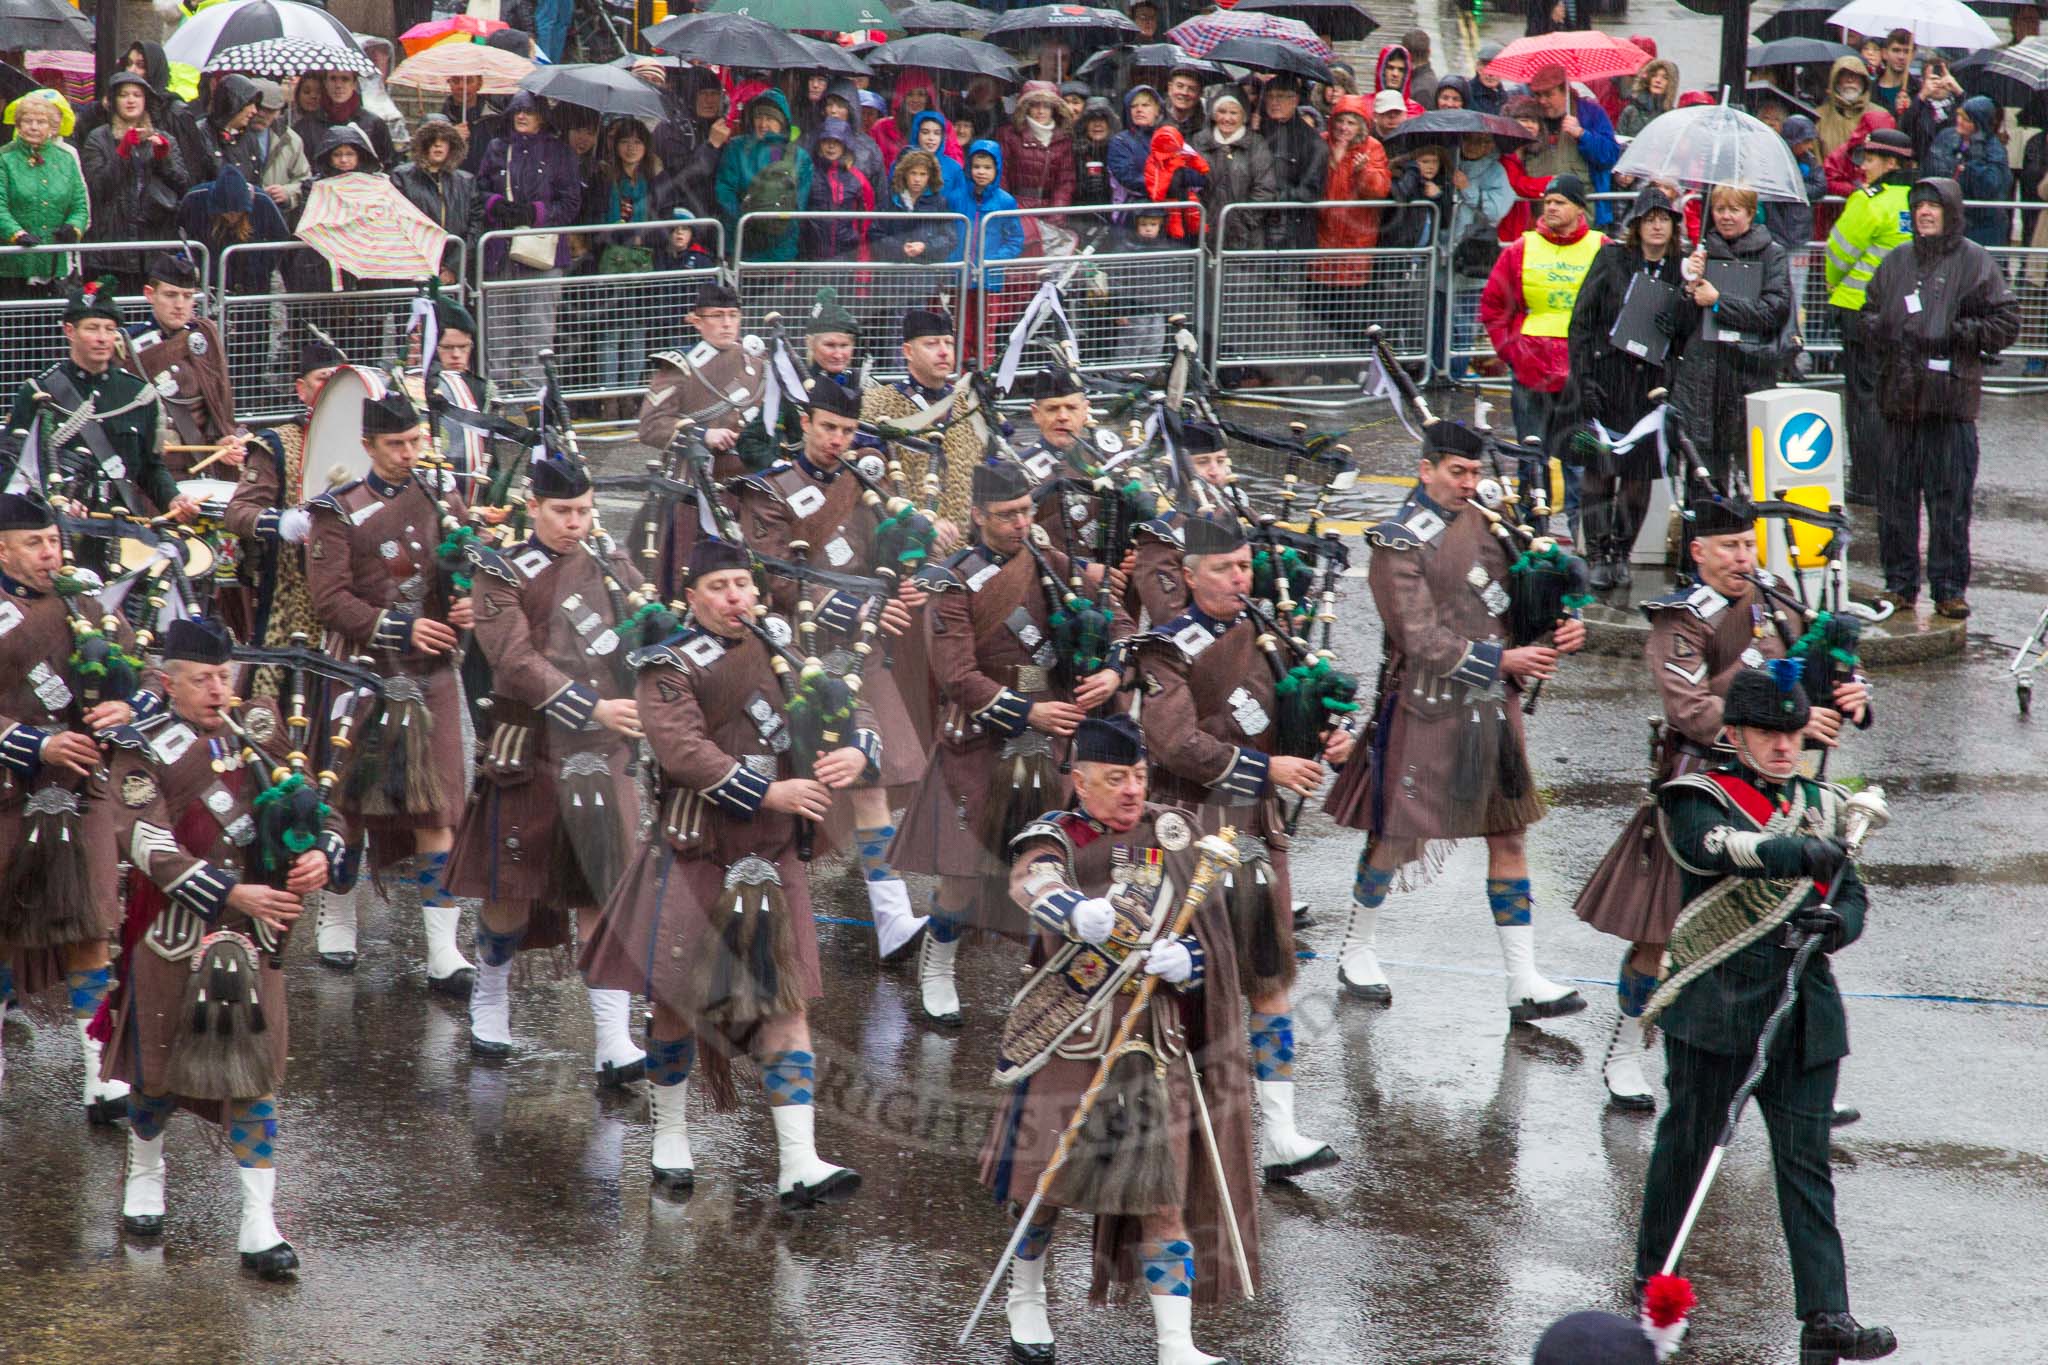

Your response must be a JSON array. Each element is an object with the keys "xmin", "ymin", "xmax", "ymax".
[
  {"xmin": 689, "ymin": 855, "xmax": 805, "ymax": 1027},
  {"xmin": 0, "ymin": 786, "xmax": 100, "ymax": 949},
  {"xmin": 348, "ymin": 678, "xmax": 442, "ymax": 817},
  {"xmin": 1226, "ymin": 837, "xmax": 1295, "ymax": 998},
  {"xmin": 978, "ymin": 731, "xmax": 1059, "ymax": 868},
  {"xmin": 1045, "ymin": 1039, "xmax": 1179, "ymax": 1215},
  {"xmin": 549, "ymin": 750, "xmax": 624, "ymax": 907},
  {"xmin": 1451, "ymin": 688, "xmax": 1532, "ymax": 809},
  {"xmin": 164, "ymin": 931, "xmax": 277, "ymax": 1101}
]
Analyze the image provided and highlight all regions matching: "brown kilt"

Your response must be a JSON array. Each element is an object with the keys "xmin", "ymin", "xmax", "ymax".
[
  {"xmin": 0, "ymin": 791, "xmax": 125, "ymax": 996},
  {"xmin": 580, "ymin": 843, "xmax": 822, "ymax": 1020},
  {"xmin": 1323, "ymin": 677, "xmax": 1545, "ymax": 838},
  {"xmin": 891, "ymin": 728, "xmax": 1071, "ymax": 906},
  {"xmin": 102, "ymin": 916, "xmax": 289, "ymax": 1125},
  {"xmin": 444, "ymin": 739, "xmax": 639, "ymax": 916},
  {"xmin": 1572, "ymin": 750, "xmax": 1713, "ymax": 944},
  {"xmin": 343, "ymin": 663, "xmax": 469, "ymax": 842}
]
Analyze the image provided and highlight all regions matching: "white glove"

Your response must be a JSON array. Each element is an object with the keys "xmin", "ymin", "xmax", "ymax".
[
  {"xmin": 1144, "ymin": 937, "xmax": 1193, "ymax": 984},
  {"xmin": 1068, "ymin": 896, "xmax": 1115, "ymax": 945},
  {"xmin": 279, "ymin": 507, "xmax": 312, "ymax": 544}
]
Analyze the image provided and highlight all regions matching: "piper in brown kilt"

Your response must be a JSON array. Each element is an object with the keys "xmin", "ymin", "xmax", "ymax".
[
  {"xmin": 580, "ymin": 540, "xmax": 867, "ymax": 1207},
  {"xmin": 0, "ymin": 492, "xmax": 140, "ymax": 1120},
  {"xmin": 304, "ymin": 387, "xmax": 477, "ymax": 996},
  {"xmin": 1130, "ymin": 514, "xmax": 1347, "ymax": 1182},
  {"xmin": 729, "ymin": 377, "xmax": 931, "ymax": 961},
  {"xmin": 442, "ymin": 456, "xmax": 650, "ymax": 1085},
  {"xmin": 978, "ymin": 715, "xmax": 1257, "ymax": 1365},
  {"xmin": 98, "ymin": 618, "xmax": 345, "ymax": 1280},
  {"xmin": 1325, "ymin": 422, "xmax": 1589, "ymax": 1021},
  {"xmin": 221, "ymin": 339, "xmax": 344, "ymax": 675},
  {"xmin": 1573, "ymin": 495, "xmax": 1871, "ymax": 1111},
  {"xmin": 890, "ymin": 460, "xmax": 1130, "ymax": 1028}
]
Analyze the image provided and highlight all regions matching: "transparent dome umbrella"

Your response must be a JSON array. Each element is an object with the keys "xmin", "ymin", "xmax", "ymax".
[{"xmin": 1613, "ymin": 99, "xmax": 1809, "ymax": 204}]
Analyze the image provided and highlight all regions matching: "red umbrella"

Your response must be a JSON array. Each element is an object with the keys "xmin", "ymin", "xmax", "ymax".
[{"xmin": 1484, "ymin": 30, "xmax": 1651, "ymax": 84}]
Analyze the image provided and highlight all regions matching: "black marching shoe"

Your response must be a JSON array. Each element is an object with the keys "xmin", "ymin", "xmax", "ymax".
[
  {"xmin": 1291, "ymin": 901, "xmax": 1315, "ymax": 931},
  {"xmin": 1830, "ymin": 1104, "xmax": 1861, "ymax": 1129},
  {"xmin": 241, "ymin": 1241, "xmax": 300, "ymax": 1282},
  {"xmin": 1800, "ymin": 1312, "xmax": 1898, "ymax": 1364},
  {"xmin": 468, "ymin": 1032, "xmax": 512, "ymax": 1060},
  {"xmin": 317, "ymin": 949, "xmax": 358, "ymax": 971},
  {"xmin": 428, "ymin": 967, "xmax": 476, "ymax": 1000},
  {"xmin": 1009, "ymin": 1342, "xmax": 1055, "ymax": 1365}
]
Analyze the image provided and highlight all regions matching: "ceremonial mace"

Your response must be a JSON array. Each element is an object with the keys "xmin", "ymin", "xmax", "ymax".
[
  {"xmin": 959, "ymin": 832, "xmax": 1249, "ymax": 1345},
  {"xmin": 1653, "ymin": 787, "xmax": 1890, "ymax": 1283}
]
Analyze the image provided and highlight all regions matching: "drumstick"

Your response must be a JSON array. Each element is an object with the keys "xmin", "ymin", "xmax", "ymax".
[
  {"xmin": 184, "ymin": 448, "xmax": 234, "ymax": 473},
  {"xmin": 164, "ymin": 443, "xmax": 232, "ymax": 454}
]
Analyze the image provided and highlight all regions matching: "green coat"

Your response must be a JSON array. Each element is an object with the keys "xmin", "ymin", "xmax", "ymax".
[
  {"xmin": 1656, "ymin": 764, "xmax": 1866, "ymax": 1068},
  {"xmin": 0, "ymin": 137, "xmax": 90, "ymax": 280}
]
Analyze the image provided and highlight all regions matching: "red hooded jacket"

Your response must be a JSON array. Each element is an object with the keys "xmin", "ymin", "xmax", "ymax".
[
  {"xmin": 1479, "ymin": 214, "xmax": 1602, "ymax": 393},
  {"xmin": 1143, "ymin": 126, "xmax": 1209, "ymax": 238}
]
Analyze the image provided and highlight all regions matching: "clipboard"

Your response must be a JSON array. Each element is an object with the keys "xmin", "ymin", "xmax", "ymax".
[
  {"xmin": 1699, "ymin": 258, "xmax": 1762, "ymax": 344},
  {"xmin": 1609, "ymin": 273, "xmax": 1680, "ymax": 366}
]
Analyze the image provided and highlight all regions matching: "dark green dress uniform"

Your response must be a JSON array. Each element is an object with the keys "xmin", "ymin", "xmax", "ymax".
[
  {"xmin": 7, "ymin": 360, "xmax": 175, "ymax": 516},
  {"xmin": 1635, "ymin": 760, "xmax": 1866, "ymax": 1319}
]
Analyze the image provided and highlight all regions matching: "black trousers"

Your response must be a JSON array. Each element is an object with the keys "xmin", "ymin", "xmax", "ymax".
[
  {"xmin": 1837, "ymin": 308, "xmax": 1883, "ymax": 503},
  {"xmin": 1877, "ymin": 417, "xmax": 1979, "ymax": 601},
  {"xmin": 1580, "ymin": 473, "xmax": 1652, "ymax": 559},
  {"xmin": 1636, "ymin": 1036, "xmax": 1848, "ymax": 1318}
]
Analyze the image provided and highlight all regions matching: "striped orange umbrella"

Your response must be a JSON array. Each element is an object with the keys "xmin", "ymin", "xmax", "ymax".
[{"xmin": 296, "ymin": 172, "xmax": 450, "ymax": 283}]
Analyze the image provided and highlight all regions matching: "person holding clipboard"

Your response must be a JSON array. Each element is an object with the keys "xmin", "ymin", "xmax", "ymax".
[
  {"xmin": 1564, "ymin": 184, "xmax": 1689, "ymax": 592},
  {"xmin": 1666, "ymin": 185, "xmax": 1795, "ymax": 487}
]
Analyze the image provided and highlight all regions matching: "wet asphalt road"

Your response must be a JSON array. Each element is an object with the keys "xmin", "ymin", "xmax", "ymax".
[{"xmin": 3, "ymin": 373, "xmax": 2045, "ymax": 1365}]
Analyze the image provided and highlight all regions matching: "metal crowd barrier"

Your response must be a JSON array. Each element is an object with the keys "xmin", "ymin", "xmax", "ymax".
[
  {"xmin": 733, "ymin": 211, "xmax": 970, "ymax": 381},
  {"xmin": 971, "ymin": 205, "xmax": 1205, "ymax": 376},
  {"xmin": 1208, "ymin": 201, "xmax": 1434, "ymax": 389},
  {"xmin": 0, "ymin": 240, "xmax": 212, "ymax": 396},
  {"xmin": 475, "ymin": 221, "xmax": 723, "ymax": 402}
]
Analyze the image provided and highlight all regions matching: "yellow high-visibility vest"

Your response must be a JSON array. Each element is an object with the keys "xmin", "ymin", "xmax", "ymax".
[{"xmin": 1519, "ymin": 228, "xmax": 1602, "ymax": 338}]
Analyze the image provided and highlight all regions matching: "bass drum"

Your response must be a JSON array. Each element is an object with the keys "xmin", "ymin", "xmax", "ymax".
[{"xmin": 299, "ymin": 364, "xmax": 387, "ymax": 504}]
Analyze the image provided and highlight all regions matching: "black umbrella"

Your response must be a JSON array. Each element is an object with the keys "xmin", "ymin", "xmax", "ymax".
[
  {"xmin": 869, "ymin": 32, "xmax": 1021, "ymax": 80},
  {"xmin": 1747, "ymin": 36, "xmax": 1858, "ymax": 68},
  {"xmin": 1208, "ymin": 34, "xmax": 1333, "ymax": 84},
  {"xmin": 521, "ymin": 62, "xmax": 670, "ymax": 121},
  {"xmin": 1744, "ymin": 80, "xmax": 1819, "ymax": 119},
  {"xmin": 1381, "ymin": 108, "xmax": 1535, "ymax": 150},
  {"xmin": 1075, "ymin": 41, "xmax": 1224, "ymax": 81},
  {"xmin": 1953, "ymin": 36, "xmax": 2048, "ymax": 112},
  {"xmin": 1229, "ymin": 0, "xmax": 1378, "ymax": 44},
  {"xmin": 982, "ymin": 5, "xmax": 1139, "ymax": 59},
  {"xmin": 1752, "ymin": 0, "xmax": 1848, "ymax": 44},
  {"xmin": 0, "ymin": 0, "xmax": 92, "ymax": 52},
  {"xmin": 789, "ymin": 32, "xmax": 871, "ymax": 75},
  {"xmin": 0, "ymin": 60, "xmax": 39, "ymax": 106},
  {"xmin": 897, "ymin": 0, "xmax": 997, "ymax": 33},
  {"xmin": 643, "ymin": 12, "xmax": 822, "ymax": 69}
]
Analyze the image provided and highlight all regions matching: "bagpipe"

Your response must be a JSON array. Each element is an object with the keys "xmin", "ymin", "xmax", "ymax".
[
  {"xmin": 217, "ymin": 639, "xmax": 384, "ymax": 957},
  {"xmin": 745, "ymin": 546, "xmax": 890, "ymax": 862},
  {"xmin": 1239, "ymin": 592, "xmax": 1362, "ymax": 836},
  {"xmin": 1021, "ymin": 535, "xmax": 1113, "ymax": 693}
]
